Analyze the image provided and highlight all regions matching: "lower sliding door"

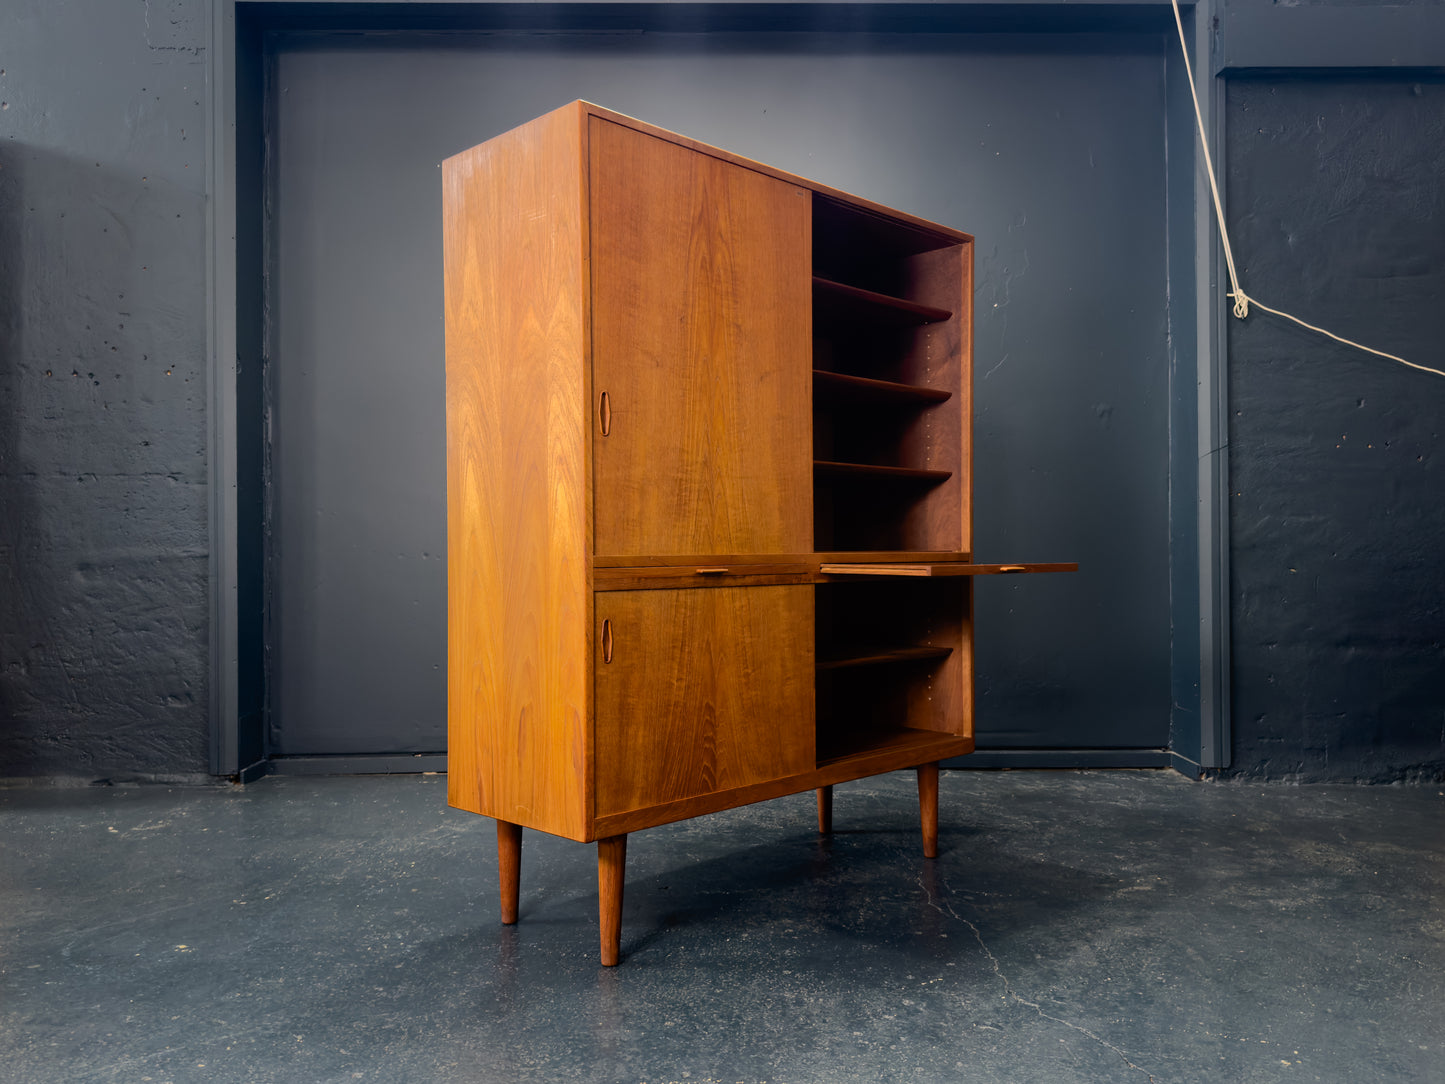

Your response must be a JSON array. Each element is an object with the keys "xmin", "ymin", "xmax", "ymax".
[{"xmin": 593, "ymin": 586, "xmax": 815, "ymax": 818}]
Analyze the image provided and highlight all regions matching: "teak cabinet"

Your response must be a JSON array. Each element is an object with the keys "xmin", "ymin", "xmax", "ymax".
[{"xmin": 443, "ymin": 102, "xmax": 1072, "ymax": 965}]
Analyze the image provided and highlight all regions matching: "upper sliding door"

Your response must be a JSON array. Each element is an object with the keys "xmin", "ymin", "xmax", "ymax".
[{"xmin": 588, "ymin": 117, "xmax": 812, "ymax": 560}]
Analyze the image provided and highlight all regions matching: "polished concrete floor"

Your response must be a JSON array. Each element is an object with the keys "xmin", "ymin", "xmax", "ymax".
[{"xmin": 1, "ymin": 769, "xmax": 1441, "ymax": 1083}]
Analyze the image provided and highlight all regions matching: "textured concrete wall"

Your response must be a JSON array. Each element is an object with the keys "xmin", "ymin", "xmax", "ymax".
[
  {"xmin": 1225, "ymin": 77, "xmax": 1445, "ymax": 782},
  {"xmin": 0, "ymin": 0, "xmax": 210, "ymax": 781}
]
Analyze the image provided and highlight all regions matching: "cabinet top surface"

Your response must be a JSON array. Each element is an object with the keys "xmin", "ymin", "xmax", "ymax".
[{"xmin": 448, "ymin": 99, "xmax": 974, "ymax": 247}]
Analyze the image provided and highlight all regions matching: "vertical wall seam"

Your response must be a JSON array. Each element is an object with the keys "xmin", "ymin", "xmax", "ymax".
[{"xmin": 206, "ymin": 0, "xmax": 239, "ymax": 777}]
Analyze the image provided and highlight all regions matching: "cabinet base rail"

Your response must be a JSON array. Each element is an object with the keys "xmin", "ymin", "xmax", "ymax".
[{"xmin": 494, "ymin": 761, "xmax": 941, "ymax": 965}]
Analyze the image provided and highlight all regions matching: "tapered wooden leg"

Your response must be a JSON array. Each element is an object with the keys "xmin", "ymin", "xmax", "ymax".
[
  {"xmin": 816, "ymin": 785, "xmax": 833, "ymax": 834},
  {"xmin": 916, "ymin": 762, "xmax": 939, "ymax": 859},
  {"xmin": 496, "ymin": 820, "xmax": 522, "ymax": 924},
  {"xmin": 597, "ymin": 834, "xmax": 628, "ymax": 967}
]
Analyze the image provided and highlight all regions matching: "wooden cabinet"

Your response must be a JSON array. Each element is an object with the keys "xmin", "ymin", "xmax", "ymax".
[{"xmin": 443, "ymin": 102, "xmax": 1072, "ymax": 965}]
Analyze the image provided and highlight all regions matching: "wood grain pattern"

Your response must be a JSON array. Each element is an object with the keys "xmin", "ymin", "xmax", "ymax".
[
  {"xmin": 917, "ymin": 763, "xmax": 939, "ymax": 859},
  {"xmin": 593, "ymin": 729, "xmax": 972, "ymax": 837},
  {"xmin": 590, "ymin": 116, "xmax": 812, "ymax": 557},
  {"xmin": 809, "ymin": 192, "xmax": 969, "ymax": 553},
  {"xmin": 583, "ymin": 103, "xmax": 973, "ymax": 248},
  {"xmin": 496, "ymin": 820, "xmax": 522, "ymax": 924},
  {"xmin": 598, "ymin": 835, "xmax": 627, "ymax": 966},
  {"xmin": 821, "ymin": 563, "xmax": 940, "ymax": 577},
  {"xmin": 593, "ymin": 562, "xmax": 814, "ymax": 592},
  {"xmin": 815, "ymin": 579, "xmax": 969, "ymax": 744},
  {"xmin": 900, "ymin": 241, "xmax": 970, "ymax": 555},
  {"xmin": 905, "ymin": 581, "xmax": 969, "ymax": 741},
  {"xmin": 819, "ymin": 562, "xmax": 1077, "ymax": 578},
  {"xmin": 443, "ymin": 102, "xmax": 591, "ymax": 841},
  {"xmin": 592, "ymin": 557, "xmax": 1079, "ymax": 590},
  {"xmin": 955, "ymin": 242, "xmax": 974, "ymax": 555},
  {"xmin": 594, "ymin": 587, "xmax": 815, "ymax": 817},
  {"xmin": 813, "ymin": 370, "xmax": 952, "ymax": 405},
  {"xmin": 593, "ymin": 551, "xmax": 976, "ymax": 568},
  {"xmin": 813, "ymin": 728, "xmax": 969, "ymax": 769},
  {"xmin": 813, "ymin": 276, "xmax": 954, "ymax": 325},
  {"xmin": 953, "ymin": 581, "xmax": 976, "ymax": 747},
  {"xmin": 814, "ymin": 461, "xmax": 953, "ymax": 484},
  {"xmin": 816, "ymin": 645, "xmax": 954, "ymax": 670}
]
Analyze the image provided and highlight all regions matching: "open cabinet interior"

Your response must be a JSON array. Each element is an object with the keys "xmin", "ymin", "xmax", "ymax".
[
  {"xmin": 811, "ymin": 195, "xmax": 969, "ymax": 554},
  {"xmin": 815, "ymin": 578, "xmax": 970, "ymax": 764}
]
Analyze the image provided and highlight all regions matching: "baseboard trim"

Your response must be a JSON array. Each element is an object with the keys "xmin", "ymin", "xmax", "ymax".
[
  {"xmin": 1169, "ymin": 751, "xmax": 1205, "ymax": 779},
  {"xmin": 262, "ymin": 754, "xmax": 448, "ymax": 777},
  {"xmin": 252, "ymin": 749, "xmax": 1175, "ymax": 778},
  {"xmin": 236, "ymin": 758, "xmax": 270, "ymax": 784},
  {"xmin": 944, "ymin": 748, "xmax": 1173, "ymax": 770}
]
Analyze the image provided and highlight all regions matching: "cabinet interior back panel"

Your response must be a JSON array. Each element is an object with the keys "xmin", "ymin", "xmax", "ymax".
[{"xmin": 267, "ymin": 31, "xmax": 1171, "ymax": 757}]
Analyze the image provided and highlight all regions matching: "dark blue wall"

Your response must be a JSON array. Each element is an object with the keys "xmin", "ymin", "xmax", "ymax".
[{"xmin": 1224, "ymin": 75, "xmax": 1445, "ymax": 782}]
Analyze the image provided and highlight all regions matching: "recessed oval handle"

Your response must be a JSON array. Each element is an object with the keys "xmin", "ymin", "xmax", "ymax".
[
  {"xmin": 599, "ymin": 391, "xmax": 611, "ymax": 436},
  {"xmin": 601, "ymin": 618, "xmax": 613, "ymax": 664},
  {"xmin": 695, "ymin": 567, "xmax": 729, "ymax": 575},
  {"xmin": 998, "ymin": 565, "xmax": 1027, "ymax": 573}
]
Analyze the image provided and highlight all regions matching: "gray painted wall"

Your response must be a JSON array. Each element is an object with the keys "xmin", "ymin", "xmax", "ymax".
[{"xmin": 0, "ymin": 0, "xmax": 212, "ymax": 782}]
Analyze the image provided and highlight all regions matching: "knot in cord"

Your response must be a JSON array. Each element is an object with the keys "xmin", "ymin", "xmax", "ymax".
[{"xmin": 1171, "ymin": 0, "xmax": 1439, "ymax": 376}]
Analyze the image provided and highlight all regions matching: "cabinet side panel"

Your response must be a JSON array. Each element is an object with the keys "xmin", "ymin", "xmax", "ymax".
[
  {"xmin": 901, "ymin": 243, "xmax": 969, "ymax": 553},
  {"xmin": 958, "ymin": 241, "xmax": 974, "ymax": 555},
  {"xmin": 901, "ymin": 580, "xmax": 973, "ymax": 740},
  {"xmin": 590, "ymin": 117, "xmax": 813, "ymax": 557},
  {"xmin": 912, "ymin": 243, "xmax": 972, "ymax": 737},
  {"xmin": 443, "ymin": 108, "xmax": 589, "ymax": 840},
  {"xmin": 595, "ymin": 587, "xmax": 815, "ymax": 817}
]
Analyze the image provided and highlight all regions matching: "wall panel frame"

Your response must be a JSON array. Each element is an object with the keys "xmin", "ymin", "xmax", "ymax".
[{"xmin": 207, "ymin": 0, "xmax": 1243, "ymax": 778}]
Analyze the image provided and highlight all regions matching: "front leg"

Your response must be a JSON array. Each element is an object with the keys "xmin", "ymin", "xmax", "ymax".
[{"xmin": 597, "ymin": 834, "xmax": 628, "ymax": 966}]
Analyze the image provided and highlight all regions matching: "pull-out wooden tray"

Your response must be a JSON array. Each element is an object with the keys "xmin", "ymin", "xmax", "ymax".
[{"xmin": 820, "ymin": 561, "xmax": 1078, "ymax": 577}]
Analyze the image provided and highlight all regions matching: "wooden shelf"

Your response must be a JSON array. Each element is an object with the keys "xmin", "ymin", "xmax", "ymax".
[
  {"xmin": 817, "ymin": 645, "xmax": 953, "ymax": 671},
  {"xmin": 814, "ymin": 460, "xmax": 953, "ymax": 484},
  {"xmin": 813, "ymin": 369, "xmax": 952, "ymax": 405},
  {"xmin": 816, "ymin": 727, "xmax": 967, "ymax": 770},
  {"xmin": 813, "ymin": 277, "xmax": 953, "ymax": 325},
  {"xmin": 813, "ymin": 551, "xmax": 974, "ymax": 564},
  {"xmin": 813, "ymin": 194, "xmax": 965, "ymax": 262}
]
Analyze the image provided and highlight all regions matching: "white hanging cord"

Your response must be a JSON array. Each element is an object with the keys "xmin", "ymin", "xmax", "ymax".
[
  {"xmin": 1169, "ymin": 0, "xmax": 1445, "ymax": 379},
  {"xmin": 1233, "ymin": 296, "xmax": 1445, "ymax": 378}
]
